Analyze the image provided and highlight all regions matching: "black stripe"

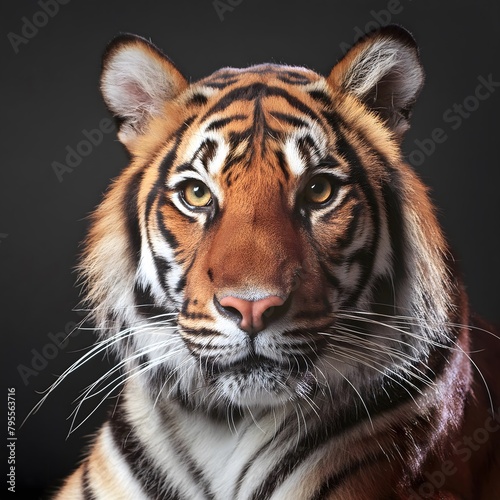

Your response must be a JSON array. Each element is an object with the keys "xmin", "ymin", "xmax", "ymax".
[
  {"xmin": 206, "ymin": 114, "xmax": 247, "ymax": 131},
  {"xmin": 184, "ymin": 327, "xmax": 225, "ymax": 338},
  {"xmin": 308, "ymin": 89, "xmax": 333, "ymax": 108},
  {"xmin": 124, "ymin": 168, "xmax": 145, "ymax": 268},
  {"xmin": 251, "ymin": 96, "xmax": 266, "ymax": 159},
  {"xmin": 186, "ymin": 93, "xmax": 208, "ymax": 106},
  {"xmin": 203, "ymin": 78, "xmax": 239, "ymax": 89},
  {"xmin": 275, "ymin": 150, "xmax": 290, "ymax": 181},
  {"xmin": 227, "ymin": 129, "xmax": 252, "ymax": 153},
  {"xmin": 300, "ymin": 134, "xmax": 319, "ymax": 154},
  {"xmin": 234, "ymin": 417, "xmax": 293, "ymax": 499},
  {"xmin": 175, "ymin": 251, "xmax": 197, "ymax": 294},
  {"xmin": 161, "ymin": 117, "xmax": 197, "ymax": 175},
  {"xmin": 199, "ymin": 139, "xmax": 218, "ymax": 169},
  {"xmin": 345, "ymin": 247, "xmax": 371, "ymax": 269},
  {"xmin": 134, "ymin": 282, "xmax": 169, "ymax": 319},
  {"xmin": 318, "ymin": 260, "xmax": 341, "ymax": 290},
  {"xmin": 265, "ymin": 86, "xmax": 324, "ymax": 123},
  {"xmin": 276, "ymin": 74, "xmax": 313, "ymax": 85},
  {"xmin": 175, "ymin": 276, "xmax": 187, "ymax": 295},
  {"xmin": 147, "ymin": 364, "xmax": 179, "ymax": 398},
  {"xmin": 175, "ymin": 162, "xmax": 196, "ymax": 173},
  {"xmin": 282, "ymin": 70, "xmax": 312, "ymax": 79},
  {"xmin": 317, "ymin": 155, "xmax": 340, "ymax": 168},
  {"xmin": 248, "ymin": 421, "xmax": 339, "ymax": 500},
  {"xmin": 110, "ymin": 409, "xmax": 184, "ymax": 499},
  {"xmin": 161, "ymin": 410, "xmax": 216, "ymax": 500},
  {"xmin": 269, "ymin": 111, "xmax": 309, "ymax": 128},
  {"xmin": 183, "ymin": 342, "xmax": 229, "ymax": 356},
  {"xmin": 183, "ymin": 343, "xmax": 226, "ymax": 358},
  {"xmin": 81, "ymin": 461, "xmax": 96, "ymax": 500},
  {"xmin": 144, "ymin": 194, "xmax": 181, "ymax": 300},
  {"xmin": 153, "ymin": 254, "xmax": 171, "ymax": 293},
  {"xmin": 371, "ymin": 339, "xmax": 457, "ymax": 417},
  {"xmin": 380, "ymin": 166, "xmax": 407, "ymax": 298},
  {"xmin": 174, "ymin": 384, "xmax": 244, "ymax": 423},
  {"xmin": 320, "ymin": 192, "xmax": 360, "ymax": 226},
  {"xmin": 222, "ymin": 154, "xmax": 247, "ymax": 178},
  {"xmin": 156, "ymin": 206, "xmax": 179, "ymax": 249},
  {"xmin": 296, "ymin": 134, "xmax": 316, "ymax": 166},
  {"xmin": 179, "ymin": 311, "xmax": 211, "ymax": 320},
  {"xmin": 309, "ymin": 452, "xmax": 388, "ymax": 500}
]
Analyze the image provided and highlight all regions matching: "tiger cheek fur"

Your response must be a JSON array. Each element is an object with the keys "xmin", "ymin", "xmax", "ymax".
[{"xmin": 53, "ymin": 26, "xmax": 500, "ymax": 500}]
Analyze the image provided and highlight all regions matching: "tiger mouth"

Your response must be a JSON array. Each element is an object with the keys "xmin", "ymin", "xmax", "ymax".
[
  {"xmin": 207, "ymin": 353, "xmax": 311, "ymax": 377},
  {"xmin": 205, "ymin": 353, "xmax": 320, "ymax": 407}
]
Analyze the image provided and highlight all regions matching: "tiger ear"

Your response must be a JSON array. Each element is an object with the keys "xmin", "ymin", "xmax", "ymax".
[
  {"xmin": 100, "ymin": 34, "xmax": 188, "ymax": 146},
  {"xmin": 328, "ymin": 25, "xmax": 424, "ymax": 137}
]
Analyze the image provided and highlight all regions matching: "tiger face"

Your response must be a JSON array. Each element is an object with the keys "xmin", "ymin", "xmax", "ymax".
[{"xmin": 84, "ymin": 27, "xmax": 449, "ymax": 414}]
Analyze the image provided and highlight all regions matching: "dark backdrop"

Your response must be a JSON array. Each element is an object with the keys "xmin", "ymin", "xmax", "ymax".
[{"xmin": 2, "ymin": 0, "xmax": 499, "ymax": 497}]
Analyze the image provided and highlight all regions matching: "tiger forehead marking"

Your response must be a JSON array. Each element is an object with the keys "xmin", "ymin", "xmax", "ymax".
[
  {"xmin": 53, "ymin": 27, "xmax": 500, "ymax": 500},
  {"xmin": 176, "ymin": 66, "xmax": 332, "ymax": 182}
]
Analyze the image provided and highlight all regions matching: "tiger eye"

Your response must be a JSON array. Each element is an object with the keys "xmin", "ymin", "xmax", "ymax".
[
  {"xmin": 304, "ymin": 175, "xmax": 333, "ymax": 205},
  {"xmin": 182, "ymin": 180, "xmax": 212, "ymax": 207}
]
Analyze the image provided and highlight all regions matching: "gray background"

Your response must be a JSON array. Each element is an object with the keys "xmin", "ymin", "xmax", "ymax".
[{"xmin": 1, "ymin": 0, "xmax": 499, "ymax": 496}]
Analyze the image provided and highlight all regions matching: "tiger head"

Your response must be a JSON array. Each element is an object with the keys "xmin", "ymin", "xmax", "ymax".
[{"xmin": 82, "ymin": 26, "xmax": 455, "ymax": 413}]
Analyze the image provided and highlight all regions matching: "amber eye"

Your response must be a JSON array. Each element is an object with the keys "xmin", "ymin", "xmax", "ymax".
[
  {"xmin": 182, "ymin": 180, "xmax": 212, "ymax": 207},
  {"xmin": 304, "ymin": 175, "xmax": 334, "ymax": 205}
]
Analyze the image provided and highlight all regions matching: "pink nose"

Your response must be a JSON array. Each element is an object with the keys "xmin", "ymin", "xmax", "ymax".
[{"xmin": 219, "ymin": 295, "xmax": 285, "ymax": 334}]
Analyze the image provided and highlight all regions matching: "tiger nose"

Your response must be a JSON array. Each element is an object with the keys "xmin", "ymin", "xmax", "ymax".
[{"xmin": 218, "ymin": 295, "xmax": 285, "ymax": 334}]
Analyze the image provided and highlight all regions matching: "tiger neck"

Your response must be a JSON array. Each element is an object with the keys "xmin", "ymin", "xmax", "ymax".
[{"xmin": 103, "ymin": 326, "xmax": 472, "ymax": 499}]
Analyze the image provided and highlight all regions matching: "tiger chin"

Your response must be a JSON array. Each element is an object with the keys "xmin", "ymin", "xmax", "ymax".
[{"xmin": 53, "ymin": 25, "xmax": 500, "ymax": 500}]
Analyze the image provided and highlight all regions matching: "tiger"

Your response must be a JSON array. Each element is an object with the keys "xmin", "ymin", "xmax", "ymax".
[{"xmin": 52, "ymin": 25, "xmax": 500, "ymax": 499}]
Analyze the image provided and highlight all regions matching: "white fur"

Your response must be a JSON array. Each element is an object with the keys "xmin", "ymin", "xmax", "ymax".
[
  {"xmin": 101, "ymin": 45, "xmax": 180, "ymax": 141},
  {"xmin": 92, "ymin": 424, "xmax": 149, "ymax": 499},
  {"xmin": 283, "ymin": 124, "xmax": 328, "ymax": 177},
  {"xmin": 344, "ymin": 39, "xmax": 423, "ymax": 105}
]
